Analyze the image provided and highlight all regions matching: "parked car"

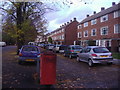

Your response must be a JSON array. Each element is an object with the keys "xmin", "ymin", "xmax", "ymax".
[
  {"xmin": 28, "ymin": 42, "xmax": 35, "ymax": 45},
  {"xmin": 0, "ymin": 42, "xmax": 6, "ymax": 47},
  {"xmin": 64, "ymin": 45, "xmax": 83, "ymax": 59},
  {"xmin": 52, "ymin": 45, "xmax": 61, "ymax": 53},
  {"xmin": 46, "ymin": 44, "xmax": 55, "ymax": 50},
  {"xmin": 59, "ymin": 45, "xmax": 68, "ymax": 54},
  {"xmin": 18, "ymin": 45, "xmax": 40, "ymax": 64},
  {"xmin": 77, "ymin": 46, "xmax": 113, "ymax": 67}
]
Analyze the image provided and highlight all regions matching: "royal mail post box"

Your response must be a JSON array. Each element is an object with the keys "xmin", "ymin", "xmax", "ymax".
[{"xmin": 40, "ymin": 51, "xmax": 57, "ymax": 85}]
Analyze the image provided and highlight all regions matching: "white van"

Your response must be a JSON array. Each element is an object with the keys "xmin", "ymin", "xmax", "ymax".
[{"xmin": 0, "ymin": 42, "xmax": 6, "ymax": 47}]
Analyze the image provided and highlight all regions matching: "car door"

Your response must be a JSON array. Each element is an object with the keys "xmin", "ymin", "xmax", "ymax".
[
  {"xmin": 67, "ymin": 46, "xmax": 71, "ymax": 56},
  {"xmin": 83, "ymin": 48, "xmax": 91, "ymax": 62},
  {"xmin": 78, "ymin": 48, "xmax": 85, "ymax": 60},
  {"xmin": 64, "ymin": 46, "xmax": 68, "ymax": 56}
]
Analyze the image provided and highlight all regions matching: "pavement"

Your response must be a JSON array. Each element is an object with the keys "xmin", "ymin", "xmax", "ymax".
[{"xmin": 113, "ymin": 59, "xmax": 120, "ymax": 65}]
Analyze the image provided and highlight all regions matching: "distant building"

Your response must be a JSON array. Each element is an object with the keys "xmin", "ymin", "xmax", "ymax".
[
  {"xmin": 35, "ymin": 35, "xmax": 47, "ymax": 44},
  {"xmin": 77, "ymin": 2, "xmax": 120, "ymax": 52},
  {"xmin": 48, "ymin": 18, "xmax": 79, "ymax": 45}
]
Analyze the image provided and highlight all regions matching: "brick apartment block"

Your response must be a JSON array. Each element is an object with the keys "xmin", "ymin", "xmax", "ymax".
[
  {"xmin": 47, "ymin": 18, "xmax": 79, "ymax": 45},
  {"xmin": 77, "ymin": 2, "xmax": 120, "ymax": 52}
]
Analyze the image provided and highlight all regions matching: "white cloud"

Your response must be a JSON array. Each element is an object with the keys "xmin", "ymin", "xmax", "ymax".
[{"xmin": 45, "ymin": 0, "xmax": 120, "ymax": 32}]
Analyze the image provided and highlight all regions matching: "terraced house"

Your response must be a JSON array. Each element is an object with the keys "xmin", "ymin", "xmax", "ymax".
[
  {"xmin": 48, "ymin": 18, "xmax": 78, "ymax": 45},
  {"xmin": 77, "ymin": 2, "xmax": 120, "ymax": 52}
]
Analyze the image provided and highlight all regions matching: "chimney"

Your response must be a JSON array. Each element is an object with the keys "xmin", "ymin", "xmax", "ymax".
[
  {"xmin": 70, "ymin": 20, "xmax": 72, "ymax": 22},
  {"xmin": 112, "ymin": 2, "xmax": 116, "ymax": 6},
  {"xmin": 67, "ymin": 22, "xmax": 69, "ymax": 24},
  {"xmin": 74, "ymin": 17, "xmax": 76, "ymax": 21},
  {"xmin": 101, "ymin": 7, "xmax": 105, "ymax": 11},
  {"xmin": 93, "ymin": 11, "xmax": 96, "ymax": 14},
  {"xmin": 64, "ymin": 23, "xmax": 66, "ymax": 26},
  {"xmin": 86, "ymin": 14, "xmax": 89, "ymax": 17}
]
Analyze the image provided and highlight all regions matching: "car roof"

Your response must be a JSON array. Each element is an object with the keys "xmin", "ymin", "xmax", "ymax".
[
  {"xmin": 22, "ymin": 45, "xmax": 38, "ymax": 47},
  {"xmin": 69, "ymin": 45, "xmax": 82, "ymax": 47},
  {"xmin": 69, "ymin": 45, "xmax": 81, "ymax": 46},
  {"xmin": 86, "ymin": 46, "xmax": 106, "ymax": 48}
]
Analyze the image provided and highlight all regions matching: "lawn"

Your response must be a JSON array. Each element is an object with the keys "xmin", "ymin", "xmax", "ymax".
[{"xmin": 112, "ymin": 52, "xmax": 120, "ymax": 59}]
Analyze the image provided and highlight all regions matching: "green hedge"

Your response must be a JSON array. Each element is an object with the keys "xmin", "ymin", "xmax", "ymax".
[{"xmin": 112, "ymin": 53, "xmax": 120, "ymax": 59}]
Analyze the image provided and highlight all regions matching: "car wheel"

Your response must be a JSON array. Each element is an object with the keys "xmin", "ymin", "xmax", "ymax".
[
  {"xmin": 107, "ymin": 62, "xmax": 113, "ymax": 65},
  {"xmin": 76, "ymin": 56, "xmax": 80, "ymax": 62},
  {"xmin": 69, "ymin": 54, "xmax": 72, "ymax": 59},
  {"xmin": 88, "ymin": 59, "xmax": 93, "ymax": 67}
]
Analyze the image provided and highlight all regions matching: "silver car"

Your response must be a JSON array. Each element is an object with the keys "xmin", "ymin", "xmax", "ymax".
[{"xmin": 77, "ymin": 46, "xmax": 113, "ymax": 67}]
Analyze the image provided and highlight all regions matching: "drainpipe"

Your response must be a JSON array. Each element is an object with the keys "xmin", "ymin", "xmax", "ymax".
[{"xmin": 74, "ymin": 41, "xmax": 76, "ymax": 45}]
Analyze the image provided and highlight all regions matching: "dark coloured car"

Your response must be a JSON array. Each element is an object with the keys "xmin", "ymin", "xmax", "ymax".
[
  {"xmin": 18, "ymin": 45, "xmax": 40, "ymax": 64},
  {"xmin": 59, "ymin": 45, "xmax": 68, "ymax": 54},
  {"xmin": 64, "ymin": 45, "xmax": 83, "ymax": 59}
]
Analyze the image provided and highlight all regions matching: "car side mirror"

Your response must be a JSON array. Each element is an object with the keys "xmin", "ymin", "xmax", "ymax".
[{"xmin": 79, "ymin": 49, "xmax": 82, "ymax": 53}]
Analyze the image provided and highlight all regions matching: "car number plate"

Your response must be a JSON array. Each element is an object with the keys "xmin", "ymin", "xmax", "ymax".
[
  {"xmin": 100, "ymin": 55, "xmax": 108, "ymax": 57},
  {"xmin": 26, "ymin": 59, "xmax": 35, "ymax": 61}
]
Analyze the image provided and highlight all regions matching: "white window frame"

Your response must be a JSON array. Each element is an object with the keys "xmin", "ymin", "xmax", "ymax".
[
  {"xmin": 78, "ymin": 32, "xmax": 82, "ymax": 38},
  {"xmin": 62, "ymin": 28, "xmax": 64, "ymax": 32},
  {"xmin": 114, "ymin": 10, "xmax": 120, "ymax": 18},
  {"xmin": 78, "ymin": 24, "xmax": 82, "ymax": 29},
  {"xmin": 62, "ymin": 34, "xmax": 64, "ymax": 40},
  {"xmin": 114, "ymin": 24, "xmax": 120, "ymax": 34},
  {"xmin": 91, "ymin": 19, "xmax": 97, "ymax": 25},
  {"xmin": 84, "ymin": 22, "xmax": 88, "ymax": 27},
  {"xmin": 84, "ymin": 30, "xmax": 88, "ymax": 37},
  {"xmin": 91, "ymin": 29, "xmax": 96, "ymax": 36},
  {"xmin": 100, "ymin": 26, "xmax": 108, "ymax": 35},
  {"xmin": 100, "ymin": 15, "xmax": 108, "ymax": 22}
]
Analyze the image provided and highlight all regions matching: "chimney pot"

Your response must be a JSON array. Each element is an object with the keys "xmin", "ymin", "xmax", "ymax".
[
  {"xmin": 67, "ymin": 22, "xmax": 69, "ymax": 24},
  {"xmin": 93, "ymin": 11, "xmax": 96, "ymax": 14},
  {"xmin": 70, "ymin": 20, "xmax": 72, "ymax": 22},
  {"xmin": 74, "ymin": 18, "xmax": 76, "ymax": 21},
  {"xmin": 112, "ymin": 2, "xmax": 116, "ymax": 6},
  {"xmin": 86, "ymin": 14, "xmax": 89, "ymax": 17},
  {"xmin": 101, "ymin": 7, "xmax": 105, "ymax": 11}
]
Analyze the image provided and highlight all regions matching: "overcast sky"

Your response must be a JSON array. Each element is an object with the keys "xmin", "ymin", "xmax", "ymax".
[{"xmin": 44, "ymin": 0, "xmax": 120, "ymax": 32}]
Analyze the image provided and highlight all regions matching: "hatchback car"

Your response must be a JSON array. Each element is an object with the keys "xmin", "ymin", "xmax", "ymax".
[
  {"xmin": 47, "ymin": 44, "xmax": 55, "ymax": 50},
  {"xmin": 64, "ymin": 45, "xmax": 83, "ymax": 59},
  {"xmin": 18, "ymin": 45, "xmax": 40, "ymax": 64},
  {"xmin": 59, "ymin": 45, "xmax": 68, "ymax": 54},
  {"xmin": 52, "ymin": 45, "xmax": 61, "ymax": 53},
  {"xmin": 77, "ymin": 46, "xmax": 113, "ymax": 67}
]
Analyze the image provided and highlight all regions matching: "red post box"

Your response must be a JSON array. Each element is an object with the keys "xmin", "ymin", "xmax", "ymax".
[{"xmin": 40, "ymin": 51, "xmax": 57, "ymax": 85}]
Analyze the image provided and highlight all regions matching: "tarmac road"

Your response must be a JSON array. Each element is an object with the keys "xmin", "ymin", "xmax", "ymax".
[{"xmin": 2, "ymin": 46, "xmax": 120, "ymax": 89}]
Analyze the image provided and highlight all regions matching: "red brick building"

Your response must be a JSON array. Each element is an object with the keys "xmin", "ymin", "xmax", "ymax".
[
  {"xmin": 77, "ymin": 2, "xmax": 120, "ymax": 52},
  {"xmin": 48, "ymin": 18, "xmax": 79, "ymax": 45}
]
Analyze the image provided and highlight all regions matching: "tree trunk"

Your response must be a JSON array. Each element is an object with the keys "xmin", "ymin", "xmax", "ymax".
[{"xmin": 16, "ymin": 3, "xmax": 25, "ymax": 55}]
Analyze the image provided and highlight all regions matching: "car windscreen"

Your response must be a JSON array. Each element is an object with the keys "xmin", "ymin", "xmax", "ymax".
[
  {"xmin": 59, "ymin": 46, "xmax": 67, "ymax": 50},
  {"xmin": 72, "ymin": 46, "xmax": 82, "ymax": 50},
  {"xmin": 93, "ymin": 47, "xmax": 109, "ymax": 53},
  {"xmin": 22, "ymin": 46, "xmax": 39, "ymax": 52}
]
